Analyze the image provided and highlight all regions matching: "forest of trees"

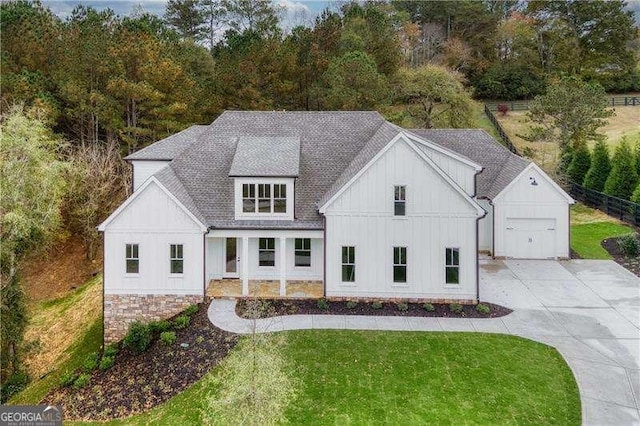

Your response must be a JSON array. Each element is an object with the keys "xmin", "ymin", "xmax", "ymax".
[{"xmin": 0, "ymin": 0, "xmax": 638, "ymax": 399}]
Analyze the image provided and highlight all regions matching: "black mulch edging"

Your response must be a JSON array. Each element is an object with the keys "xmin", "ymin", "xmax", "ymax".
[
  {"xmin": 602, "ymin": 237, "xmax": 640, "ymax": 277},
  {"xmin": 42, "ymin": 304, "xmax": 238, "ymax": 421},
  {"xmin": 236, "ymin": 299, "xmax": 511, "ymax": 319}
]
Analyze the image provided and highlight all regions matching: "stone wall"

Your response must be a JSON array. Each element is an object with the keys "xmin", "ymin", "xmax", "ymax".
[{"xmin": 104, "ymin": 294, "xmax": 203, "ymax": 343}]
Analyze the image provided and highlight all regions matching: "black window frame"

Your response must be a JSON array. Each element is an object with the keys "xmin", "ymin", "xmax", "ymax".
[
  {"xmin": 393, "ymin": 246, "xmax": 407, "ymax": 283},
  {"xmin": 341, "ymin": 246, "xmax": 355, "ymax": 282},
  {"xmin": 394, "ymin": 185, "xmax": 406, "ymax": 216},
  {"xmin": 259, "ymin": 238, "xmax": 275, "ymax": 267},
  {"xmin": 126, "ymin": 243, "xmax": 139, "ymax": 274},
  {"xmin": 294, "ymin": 238, "xmax": 311, "ymax": 267},
  {"xmin": 170, "ymin": 244, "xmax": 184, "ymax": 274},
  {"xmin": 242, "ymin": 183, "xmax": 256, "ymax": 213},
  {"xmin": 445, "ymin": 247, "xmax": 460, "ymax": 284}
]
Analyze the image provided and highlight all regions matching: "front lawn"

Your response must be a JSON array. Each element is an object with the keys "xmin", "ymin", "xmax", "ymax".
[
  {"xmin": 76, "ymin": 330, "xmax": 580, "ymax": 425},
  {"xmin": 570, "ymin": 204, "xmax": 634, "ymax": 259}
]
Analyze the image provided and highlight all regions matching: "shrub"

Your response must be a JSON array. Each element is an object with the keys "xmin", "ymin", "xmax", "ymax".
[
  {"xmin": 196, "ymin": 335, "xmax": 205, "ymax": 344},
  {"xmin": 396, "ymin": 302, "xmax": 409, "ymax": 312},
  {"xmin": 99, "ymin": 356, "xmax": 115, "ymax": 371},
  {"xmin": 371, "ymin": 301, "xmax": 383, "ymax": 310},
  {"xmin": 103, "ymin": 343, "xmax": 118, "ymax": 358},
  {"xmin": 346, "ymin": 301, "xmax": 358, "ymax": 309},
  {"xmin": 497, "ymin": 104, "xmax": 509, "ymax": 116},
  {"xmin": 316, "ymin": 299, "xmax": 329, "ymax": 310},
  {"xmin": 631, "ymin": 183, "xmax": 640, "ymax": 204},
  {"xmin": 476, "ymin": 304, "xmax": 491, "ymax": 315},
  {"xmin": 618, "ymin": 234, "xmax": 640, "ymax": 257},
  {"xmin": 184, "ymin": 304, "xmax": 199, "ymax": 316},
  {"xmin": 604, "ymin": 138, "xmax": 638, "ymax": 200},
  {"xmin": 160, "ymin": 331, "xmax": 177, "ymax": 346},
  {"xmin": 1, "ymin": 371, "xmax": 30, "ymax": 401},
  {"xmin": 149, "ymin": 320, "xmax": 171, "ymax": 334},
  {"xmin": 567, "ymin": 143, "xmax": 591, "ymax": 184},
  {"xmin": 82, "ymin": 352, "xmax": 99, "ymax": 372},
  {"xmin": 59, "ymin": 371, "xmax": 76, "ymax": 387},
  {"xmin": 123, "ymin": 321, "xmax": 152, "ymax": 353},
  {"xmin": 73, "ymin": 373, "xmax": 90, "ymax": 389},
  {"xmin": 449, "ymin": 303, "xmax": 463, "ymax": 314},
  {"xmin": 422, "ymin": 302, "xmax": 435, "ymax": 312},
  {"xmin": 173, "ymin": 315, "xmax": 190, "ymax": 330},
  {"xmin": 583, "ymin": 140, "xmax": 611, "ymax": 191}
]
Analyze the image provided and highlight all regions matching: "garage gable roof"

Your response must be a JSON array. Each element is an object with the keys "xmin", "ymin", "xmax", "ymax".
[{"xmin": 493, "ymin": 162, "xmax": 575, "ymax": 204}]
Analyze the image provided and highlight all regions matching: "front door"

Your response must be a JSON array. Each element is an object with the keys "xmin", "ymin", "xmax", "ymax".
[{"xmin": 223, "ymin": 238, "xmax": 239, "ymax": 278}]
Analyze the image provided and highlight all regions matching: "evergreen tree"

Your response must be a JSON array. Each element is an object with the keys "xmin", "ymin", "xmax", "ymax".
[
  {"xmin": 634, "ymin": 141, "xmax": 640, "ymax": 178},
  {"xmin": 164, "ymin": 0, "xmax": 205, "ymax": 41},
  {"xmin": 631, "ymin": 183, "xmax": 640, "ymax": 204},
  {"xmin": 583, "ymin": 140, "xmax": 611, "ymax": 192},
  {"xmin": 567, "ymin": 142, "xmax": 591, "ymax": 184},
  {"xmin": 604, "ymin": 138, "xmax": 638, "ymax": 200}
]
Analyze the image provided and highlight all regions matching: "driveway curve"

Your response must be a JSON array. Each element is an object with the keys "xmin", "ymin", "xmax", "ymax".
[{"xmin": 208, "ymin": 259, "xmax": 640, "ymax": 425}]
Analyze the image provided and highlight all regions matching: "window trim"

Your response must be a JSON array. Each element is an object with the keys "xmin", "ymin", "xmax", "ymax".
[
  {"xmin": 242, "ymin": 183, "xmax": 256, "ymax": 213},
  {"xmin": 445, "ymin": 247, "xmax": 460, "ymax": 285},
  {"xmin": 294, "ymin": 238, "xmax": 311, "ymax": 268},
  {"xmin": 170, "ymin": 244, "xmax": 184, "ymax": 275},
  {"xmin": 273, "ymin": 184, "xmax": 287, "ymax": 213},
  {"xmin": 258, "ymin": 183, "xmax": 271, "ymax": 213},
  {"xmin": 341, "ymin": 246, "xmax": 356, "ymax": 284},
  {"xmin": 393, "ymin": 246, "xmax": 407, "ymax": 284},
  {"xmin": 241, "ymin": 182, "xmax": 288, "ymax": 215},
  {"xmin": 258, "ymin": 238, "xmax": 276, "ymax": 268},
  {"xmin": 394, "ymin": 185, "xmax": 406, "ymax": 217},
  {"xmin": 125, "ymin": 243, "xmax": 139, "ymax": 275}
]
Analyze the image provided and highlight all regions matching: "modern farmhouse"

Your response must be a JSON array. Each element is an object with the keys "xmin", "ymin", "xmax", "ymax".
[{"xmin": 98, "ymin": 111, "xmax": 574, "ymax": 341}]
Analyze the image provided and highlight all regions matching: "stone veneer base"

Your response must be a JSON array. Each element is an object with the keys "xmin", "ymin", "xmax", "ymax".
[{"xmin": 104, "ymin": 293, "xmax": 203, "ymax": 343}]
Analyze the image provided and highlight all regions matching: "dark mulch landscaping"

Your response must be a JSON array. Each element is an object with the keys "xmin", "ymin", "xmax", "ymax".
[
  {"xmin": 236, "ymin": 299, "xmax": 511, "ymax": 319},
  {"xmin": 42, "ymin": 304, "xmax": 237, "ymax": 421},
  {"xmin": 602, "ymin": 237, "xmax": 640, "ymax": 277}
]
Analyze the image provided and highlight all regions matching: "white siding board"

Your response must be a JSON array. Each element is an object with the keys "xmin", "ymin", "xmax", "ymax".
[
  {"xmin": 131, "ymin": 160, "xmax": 169, "ymax": 191},
  {"xmin": 413, "ymin": 143, "xmax": 477, "ymax": 195},
  {"xmin": 477, "ymin": 199, "xmax": 493, "ymax": 252},
  {"xmin": 324, "ymin": 138, "xmax": 478, "ymax": 300},
  {"xmin": 103, "ymin": 182, "xmax": 204, "ymax": 296}
]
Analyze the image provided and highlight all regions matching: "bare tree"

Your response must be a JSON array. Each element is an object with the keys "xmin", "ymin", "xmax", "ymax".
[{"xmin": 65, "ymin": 142, "xmax": 130, "ymax": 260}]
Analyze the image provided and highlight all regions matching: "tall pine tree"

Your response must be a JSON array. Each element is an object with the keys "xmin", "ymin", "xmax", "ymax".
[
  {"xmin": 583, "ymin": 140, "xmax": 611, "ymax": 191},
  {"xmin": 567, "ymin": 142, "xmax": 591, "ymax": 184},
  {"xmin": 604, "ymin": 138, "xmax": 638, "ymax": 200}
]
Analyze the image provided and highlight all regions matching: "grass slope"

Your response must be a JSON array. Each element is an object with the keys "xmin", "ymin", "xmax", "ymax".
[
  {"xmin": 10, "ymin": 275, "xmax": 103, "ymax": 404},
  {"xmin": 72, "ymin": 331, "xmax": 580, "ymax": 425},
  {"xmin": 570, "ymin": 204, "xmax": 634, "ymax": 259}
]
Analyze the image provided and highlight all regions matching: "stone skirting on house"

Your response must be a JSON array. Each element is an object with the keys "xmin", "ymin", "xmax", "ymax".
[{"xmin": 104, "ymin": 293, "xmax": 203, "ymax": 343}]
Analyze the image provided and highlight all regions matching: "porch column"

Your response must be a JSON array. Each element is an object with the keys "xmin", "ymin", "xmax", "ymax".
[
  {"xmin": 279, "ymin": 237, "xmax": 286, "ymax": 296},
  {"xmin": 242, "ymin": 236, "xmax": 249, "ymax": 296}
]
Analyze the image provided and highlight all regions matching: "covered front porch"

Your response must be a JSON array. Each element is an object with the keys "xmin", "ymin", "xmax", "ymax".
[{"xmin": 205, "ymin": 229, "xmax": 324, "ymax": 299}]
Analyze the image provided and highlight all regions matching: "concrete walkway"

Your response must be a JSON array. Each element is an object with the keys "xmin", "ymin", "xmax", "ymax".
[{"xmin": 208, "ymin": 259, "xmax": 640, "ymax": 425}]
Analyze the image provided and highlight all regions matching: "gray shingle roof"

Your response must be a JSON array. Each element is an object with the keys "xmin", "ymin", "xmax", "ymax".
[
  {"xmin": 132, "ymin": 112, "xmax": 532, "ymax": 229},
  {"xmin": 408, "ymin": 129, "xmax": 530, "ymax": 199},
  {"xmin": 125, "ymin": 125, "xmax": 209, "ymax": 160},
  {"xmin": 229, "ymin": 136, "xmax": 301, "ymax": 177}
]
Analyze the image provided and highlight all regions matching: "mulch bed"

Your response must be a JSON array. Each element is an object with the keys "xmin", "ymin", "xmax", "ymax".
[
  {"xmin": 602, "ymin": 237, "xmax": 640, "ymax": 277},
  {"xmin": 236, "ymin": 299, "xmax": 511, "ymax": 319},
  {"xmin": 42, "ymin": 304, "xmax": 238, "ymax": 421}
]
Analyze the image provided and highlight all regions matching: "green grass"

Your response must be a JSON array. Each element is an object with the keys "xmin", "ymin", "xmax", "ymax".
[
  {"xmin": 71, "ymin": 331, "xmax": 580, "ymax": 425},
  {"xmin": 571, "ymin": 222, "xmax": 634, "ymax": 259},
  {"xmin": 570, "ymin": 203, "xmax": 634, "ymax": 259}
]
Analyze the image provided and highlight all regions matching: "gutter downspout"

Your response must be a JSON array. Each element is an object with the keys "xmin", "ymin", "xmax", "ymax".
[
  {"xmin": 101, "ymin": 230, "xmax": 105, "ymax": 348},
  {"xmin": 473, "ymin": 168, "xmax": 485, "ymax": 304},
  {"xmin": 323, "ymin": 215, "xmax": 327, "ymax": 298}
]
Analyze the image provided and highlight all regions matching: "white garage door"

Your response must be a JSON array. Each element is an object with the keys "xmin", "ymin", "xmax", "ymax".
[{"xmin": 505, "ymin": 218, "xmax": 556, "ymax": 259}]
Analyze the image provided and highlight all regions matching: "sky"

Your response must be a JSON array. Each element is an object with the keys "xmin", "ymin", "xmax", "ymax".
[{"xmin": 41, "ymin": 0, "xmax": 337, "ymax": 28}]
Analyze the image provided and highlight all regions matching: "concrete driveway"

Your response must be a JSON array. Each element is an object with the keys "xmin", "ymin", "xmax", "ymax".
[{"xmin": 481, "ymin": 259, "xmax": 640, "ymax": 425}]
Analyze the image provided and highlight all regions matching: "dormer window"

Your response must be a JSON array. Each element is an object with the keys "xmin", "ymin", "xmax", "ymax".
[{"xmin": 240, "ymin": 183, "xmax": 288, "ymax": 215}]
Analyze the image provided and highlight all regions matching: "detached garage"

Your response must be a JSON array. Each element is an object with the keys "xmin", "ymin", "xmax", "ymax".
[
  {"xmin": 408, "ymin": 129, "xmax": 574, "ymax": 260},
  {"xmin": 492, "ymin": 163, "xmax": 574, "ymax": 259}
]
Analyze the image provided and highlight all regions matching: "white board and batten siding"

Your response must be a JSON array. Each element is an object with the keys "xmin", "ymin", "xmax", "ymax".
[
  {"xmin": 477, "ymin": 199, "xmax": 493, "ymax": 252},
  {"xmin": 131, "ymin": 160, "xmax": 170, "ymax": 191},
  {"xmin": 323, "ymin": 137, "xmax": 482, "ymax": 301},
  {"xmin": 205, "ymin": 237, "xmax": 323, "ymax": 281},
  {"xmin": 493, "ymin": 164, "xmax": 572, "ymax": 259},
  {"xmin": 102, "ymin": 180, "xmax": 205, "ymax": 296}
]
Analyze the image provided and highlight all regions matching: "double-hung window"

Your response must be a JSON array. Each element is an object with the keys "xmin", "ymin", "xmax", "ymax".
[
  {"xmin": 242, "ymin": 183, "xmax": 256, "ymax": 213},
  {"xmin": 258, "ymin": 184, "xmax": 271, "ymax": 213},
  {"xmin": 274, "ymin": 184, "xmax": 286, "ymax": 213},
  {"xmin": 295, "ymin": 238, "xmax": 311, "ymax": 267},
  {"xmin": 341, "ymin": 246, "xmax": 355, "ymax": 282},
  {"xmin": 259, "ymin": 238, "xmax": 275, "ymax": 267},
  {"xmin": 394, "ymin": 185, "xmax": 406, "ymax": 216},
  {"xmin": 126, "ymin": 243, "xmax": 139, "ymax": 274},
  {"xmin": 170, "ymin": 244, "xmax": 184, "ymax": 274},
  {"xmin": 445, "ymin": 248, "xmax": 460, "ymax": 284},
  {"xmin": 393, "ymin": 246, "xmax": 407, "ymax": 283}
]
